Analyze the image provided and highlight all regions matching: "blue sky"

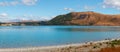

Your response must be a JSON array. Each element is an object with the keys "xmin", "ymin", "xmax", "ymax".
[{"xmin": 0, "ymin": 0, "xmax": 120, "ymax": 22}]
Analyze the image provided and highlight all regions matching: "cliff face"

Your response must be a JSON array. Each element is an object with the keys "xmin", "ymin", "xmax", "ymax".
[{"xmin": 49, "ymin": 11, "xmax": 120, "ymax": 26}]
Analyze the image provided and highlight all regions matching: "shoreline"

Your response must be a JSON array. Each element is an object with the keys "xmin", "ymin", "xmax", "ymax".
[{"xmin": 0, "ymin": 38, "xmax": 119, "ymax": 52}]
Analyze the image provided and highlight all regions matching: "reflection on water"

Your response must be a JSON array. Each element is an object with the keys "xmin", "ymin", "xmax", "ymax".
[
  {"xmin": 0, "ymin": 26, "xmax": 120, "ymax": 48},
  {"xmin": 1, "ymin": 26, "xmax": 120, "ymax": 32},
  {"xmin": 55, "ymin": 27, "xmax": 120, "ymax": 32}
]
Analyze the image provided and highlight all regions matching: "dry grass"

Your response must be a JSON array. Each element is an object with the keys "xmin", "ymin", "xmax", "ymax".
[{"xmin": 99, "ymin": 47, "xmax": 120, "ymax": 52}]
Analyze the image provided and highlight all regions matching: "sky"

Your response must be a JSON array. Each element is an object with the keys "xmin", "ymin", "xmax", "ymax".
[{"xmin": 0, "ymin": 0, "xmax": 120, "ymax": 22}]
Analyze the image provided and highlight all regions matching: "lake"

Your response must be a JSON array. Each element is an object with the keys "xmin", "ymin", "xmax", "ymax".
[{"xmin": 0, "ymin": 26, "xmax": 120, "ymax": 48}]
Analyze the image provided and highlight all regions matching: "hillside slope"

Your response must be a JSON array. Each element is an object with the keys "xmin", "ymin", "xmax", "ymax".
[{"xmin": 49, "ymin": 11, "xmax": 120, "ymax": 26}]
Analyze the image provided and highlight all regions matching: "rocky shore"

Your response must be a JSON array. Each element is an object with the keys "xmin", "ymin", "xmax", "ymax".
[{"xmin": 0, "ymin": 38, "xmax": 120, "ymax": 52}]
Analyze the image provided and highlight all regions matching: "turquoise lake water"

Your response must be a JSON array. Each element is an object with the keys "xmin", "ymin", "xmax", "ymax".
[{"xmin": 0, "ymin": 26, "xmax": 120, "ymax": 48}]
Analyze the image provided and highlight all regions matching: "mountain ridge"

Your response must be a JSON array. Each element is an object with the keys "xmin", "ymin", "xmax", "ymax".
[{"xmin": 49, "ymin": 11, "xmax": 120, "ymax": 26}]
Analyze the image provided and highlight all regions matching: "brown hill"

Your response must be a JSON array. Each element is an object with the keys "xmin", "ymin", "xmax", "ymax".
[{"xmin": 49, "ymin": 11, "xmax": 120, "ymax": 26}]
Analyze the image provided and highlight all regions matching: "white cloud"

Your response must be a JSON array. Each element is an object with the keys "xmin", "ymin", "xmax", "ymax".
[
  {"xmin": 84, "ymin": 5, "xmax": 95, "ymax": 11},
  {"xmin": 22, "ymin": 0, "xmax": 38, "ymax": 5},
  {"xmin": 0, "ymin": 1, "xmax": 19, "ymax": 6},
  {"xmin": 102, "ymin": 5, "xmax": 106, "ymax": 8},
  {"xmin": 103, "ymin": 0, "xmax": 120, "ymax": 10},
  {"xmin": 0, "ymin": 13, "xmax": 9, "ymax": 22},
  {"xmin": 15, "ymin": 15, "xmax": 53, "ymax": 21},
  {"xmin": 0, "ymin": 13, "xmax": 8, "ymax": 17},
  {"xmin": 0, "ymin": 0, "xmax": 38, "ymax": 6},
  {"xmin": 0, "ymin": 2, "xmax": 9, "ymax": 6},
  {"xmin": 0, "ymin": 13, "xmax": 53, "ymax": 22},
  {"xmin": 40, "ymin": 16, "xmax": 55, "ymax": 21},
  {"xmin": 10, "ymin": 1, "xmax": 19, "ymax": 6},
  {"xmin": 64, "ymin": 8, "xmax": 74, "ymax": 11}
]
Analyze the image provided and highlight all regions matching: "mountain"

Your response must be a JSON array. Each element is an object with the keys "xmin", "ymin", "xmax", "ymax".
[
  {"xmin": 49, "ymin": 11, "xmax": 120, "ymax": 26},
  {"xmin": 0, "ymin": 21, "xmax": 49, "ymax": 26},
  {"xmin": 1, "ymin": 11, "xmax": 120, "ymax": 26}
]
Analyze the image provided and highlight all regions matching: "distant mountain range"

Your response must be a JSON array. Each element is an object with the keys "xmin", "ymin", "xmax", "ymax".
[{"xmin": 1, "ymin": 11, "xmax": 120, "ymax": 26}]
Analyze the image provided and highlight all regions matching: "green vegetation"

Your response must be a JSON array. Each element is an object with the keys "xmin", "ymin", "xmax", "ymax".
[
  {"xmin": 108, "ymin": 40, "xmax": 120, "ymax": 47},
  {"xmin": 49, "ymin": 13, "xmax": 73, "ymax": 25}
]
